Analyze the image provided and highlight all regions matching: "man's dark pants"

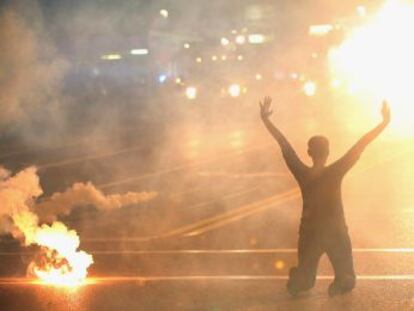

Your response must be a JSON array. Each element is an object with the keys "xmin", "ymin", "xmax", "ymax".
[{"xmin": 287, "ymin": 221, "xmax": 356, "ymax": 295}]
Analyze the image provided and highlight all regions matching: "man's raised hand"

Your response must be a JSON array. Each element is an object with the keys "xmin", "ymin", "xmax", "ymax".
[
  {"xmin": 259, "ymin": 96, "xmax": 273, "ymax": 120},
  {"xmin": 381, "ymin": 100, "xmax": 391, "ymax": 125}
]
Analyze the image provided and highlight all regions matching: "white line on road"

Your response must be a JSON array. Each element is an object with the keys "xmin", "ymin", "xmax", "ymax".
[
  {"xmin": 94, "ymin": 275, "xmax": 414, "ymax": 281},
  {"xmin": 2, "ymin": 275, "xmax": 414, "ymax": 285},
  {"xmin": 79, "ymin": 248, "xmax": 414, "ymax": 255},
  {"xmin": 2, "ymin": 248, "xmax": 414, "ymax": 256}
]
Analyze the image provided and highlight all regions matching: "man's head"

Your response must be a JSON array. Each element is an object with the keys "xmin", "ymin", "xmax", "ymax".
[{"xmin": 307, "ymin": 135, "xmax": 329, "ymax": 166}]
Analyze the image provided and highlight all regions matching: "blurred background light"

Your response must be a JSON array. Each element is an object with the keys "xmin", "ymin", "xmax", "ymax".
[
  {"xmin": 274, "ymin": 260, "xmax": 285, "ymax": 270},
  {"xmin": 158, "ymin": 74, "xmax": 167, "ymax": 83},
  {"xmin": 331, "ymin": 79, "xmax": 342, "ymax": 89},
  {"xmin": 357, "ymin": 5, "xmax": 367, "ymax": 17},
  {"xmin": 235, "ymin": 35, "xmax": 246, "ymax": 45},
  {"xmin": 303, "ymin": 81, "xmax": 317, "ymax": 96},
  {"xmin": 248, "ymin": 34, "xmax": 265, "ymax": 44},
  {"xmin": 101, "ymin": 54, "xmax": 122, "ymax": 60},
  {"xmin": 159, "ymin": 9, "xmax": 169, "ymax": 18},
  {"xmin": 228, "ymin": 84, "xmax": 241, "ymax": 97},
  {"xmin": 186, "ymin": 86, "xmax": 197, "ymax": 99},
  {"xmin": 309, "ymin": 24, "xmax": 333, "ymax": 36},
  {"xmin": 221, "ymin": 37, "xmax": 230, "ymax": 46},
  {"xmin": 130, "ymin": 49, "xmax": 149, "ymax": 55}
]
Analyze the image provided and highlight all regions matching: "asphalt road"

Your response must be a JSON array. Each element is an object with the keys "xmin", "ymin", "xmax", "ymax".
[
  {"xmin": 1, "ymin": 124, "xmax": 413, "ymax": 310},
  {"xmin": 2, "ymin": 277, "xmax": 414, "ymax": 310}
]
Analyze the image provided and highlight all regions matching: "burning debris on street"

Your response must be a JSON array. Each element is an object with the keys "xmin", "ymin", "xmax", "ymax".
[{"xmin": 0, "ymin": 166, "xmax": 157, "ymax": 286}]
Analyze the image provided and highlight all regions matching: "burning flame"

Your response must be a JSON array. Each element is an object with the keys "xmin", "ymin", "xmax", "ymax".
[
  {"xmin": 0, "ymin": 166, "xmax": 156, "ymax": 287},
  {"xmin": 29, "ymin": 222, "xmax": 93, "ymax": 287},
  {"xmin": 0, "ymin": 167, "xmax": 94, "ymax": 287},
  {"xmin": 0, "ymin": 169, "xmax": 80, "ymax": 286},
  {"xmin": 13, "ymin": 212, "xmax": 93, "ymax": 287}
]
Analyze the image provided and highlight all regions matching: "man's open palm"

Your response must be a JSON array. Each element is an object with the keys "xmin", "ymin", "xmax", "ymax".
[
  {"xmin": 381, "ymin": 100, "xmax": 391, "ymax": 124},
  {"xmin": 260, "ymin": 96, "xmax": 273, "ymax": 119}
]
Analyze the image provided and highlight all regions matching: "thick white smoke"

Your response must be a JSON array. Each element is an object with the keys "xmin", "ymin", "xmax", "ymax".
[
  {"xmin": 35, "ymin": 182, "xmax": 157, "ymax": 222},
  {"xmin": 0, "ymin": 7, "xmax": 68, "ymax": 131},
  {"xmin": 0, "ymin": 166, "xmax": 157, "ymax": 239},
  {"xmin": 0, "ymin": 167, "xmax": 42, "ymax": 241},
  {"xmin": 0, "ymin": 166, "xmax": 157, "ymax": 283}
]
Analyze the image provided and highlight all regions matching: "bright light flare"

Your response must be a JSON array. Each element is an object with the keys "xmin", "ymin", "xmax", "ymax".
[
  {"xmin": 248, "ymin": 34, "xmax": 265, "ymax": 44},
  {"xmin": 160, "ymin": 9, "xmax": 169, "ymax": 18},
  {"xmin": 329, "ymin": 0, "xmax": 414, "ymax": 134},
  {"xmin": 228, "ymin": 84, "xmax": 241, "ymax": 97},
  {"xmin": 357, "ymin": 5, "xmax": 367, "ymax": 17},
  {"xmin": 274, "ymin": 260, "xmax": 285, "ymax": 270},
  {"xmin": 221, "ymin": 37, "xmax": 230, "ymax": 46},
  {"xmin": 290, "ymin": 73, "xmax": 299, "ymax": 80},
  {"xmin": 303, "ymin": 81, "xmax": 317, "ymax": 97},
  {"xmin": 130, "ymin": 49, "xmax": 149, "ymax": 55},
  {"xmin": 101, "ymin": 54, "xmax": 122, "ymax": 60},
  {"xmin": 309, "ymin": 24, "xmax": 333, "ymax": 36},
  {"xmin": 27, "ymin": 222, "xmax": 93, "ymax": 287},
  {"xmin": 186, "ymin": 87, "xmax": 197, "ymax": 100},
  {"xmin": 331, "ymin": 79, "xmax": 342, "ymax": 89},
  {"xmin": 235, "ymin": 35, "xmax": 246, "ymax": 45},
  {"xmin": 158, "ymin": 74, "xmax": 167, "ymax": 83}
]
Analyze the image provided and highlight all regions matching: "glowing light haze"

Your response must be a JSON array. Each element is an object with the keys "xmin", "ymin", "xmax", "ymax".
[{"xmin": 330, "ymin": 0, "xmax": 414, "ymax": 134}]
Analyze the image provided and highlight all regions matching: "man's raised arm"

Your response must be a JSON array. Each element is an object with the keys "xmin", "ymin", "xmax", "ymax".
[
  {"xmin": 332, "ymin": 101, "xmax": 391, "ymax": 173},
  {"xmin": 260, "ymin": 96, "xmax": 306, "ymax": 175}
]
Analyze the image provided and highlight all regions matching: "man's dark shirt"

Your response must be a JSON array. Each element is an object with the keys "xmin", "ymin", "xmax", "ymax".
[{"xmin": 282, "ymin": 147, "xmax": 362, "ymax": 231}]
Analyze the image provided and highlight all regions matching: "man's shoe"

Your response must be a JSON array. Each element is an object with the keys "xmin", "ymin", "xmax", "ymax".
[
  {"xmin": 328, "ymin": 278, "xmax": 355, "ymax": 297},
  {"xmin": 328, "ymin": 282, "xmax": 342, "ymax": 297}
]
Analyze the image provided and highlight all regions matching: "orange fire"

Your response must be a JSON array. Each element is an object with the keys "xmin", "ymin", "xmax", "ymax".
[
  {"xmin": 13, "ymin": 210, "xmax": 93, "ymax": 287},
  {"xmin": 1, "ymin": 166, "xmax": 155, "ymax": 287},
  {"xmin": 28, "ymin": 222, "xmax": 94, "ymax": 287}
]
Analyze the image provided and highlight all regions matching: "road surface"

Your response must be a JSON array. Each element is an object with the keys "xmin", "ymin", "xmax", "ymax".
[{"xmin": 1, "ymin": 123, "xmax": 413, "ymax": 310}]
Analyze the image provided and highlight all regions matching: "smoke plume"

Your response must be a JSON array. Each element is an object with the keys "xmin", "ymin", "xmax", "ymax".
[
  {"xmin": 35, "ymin": 182, "xmax": 157, "ymax": 222},
  {"xmin": 0, "ymin": 2, "xmax": 68, "ymax": 139},
  {"xmin": 0, "ymin": 166, "xmax": 157, "ymax": 282},
  {"xmin": 0, "ymin": 166, "xmax": 157, "ymax": 238}
]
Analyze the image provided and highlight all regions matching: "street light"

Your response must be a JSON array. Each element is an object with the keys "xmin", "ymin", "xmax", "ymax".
[
  {"xmin": 235, "ymin": 35, "xmax": 246, "ymax": 45},
  {"xmin": 186, "ymin": 87, "xmax": 197, "ymax": 99},
  {"xmin": 303, "ymin": 81, "xmax": 317, "ymax": 96},
  {"xmin": 228, "ymin": 84, "xmax": 241, "ymax": 97},
  {"xmin": 221, "ymin": 37, "xmax": 230, "ymax": 46},
  {"xmin": 130, "ymin": 49, "xmax": 149, "ymax": 55},
  {"xmin": 248, "ymin": 34, "xmax": 265, "ymax": 44},
  {"xmin": 160, "ymin": 9, "xmax": 169, "ymax": 18},
  {"xmin": 101, "ymin": 54, "xmax": 122, "ymax": 60}
]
